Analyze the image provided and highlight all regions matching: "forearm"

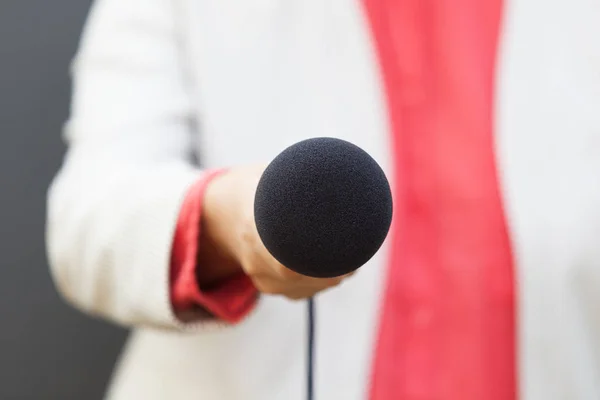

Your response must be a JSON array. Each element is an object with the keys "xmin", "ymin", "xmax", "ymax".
[{"xmin": 47, "ymin": 157, "xmax": 202, "ymax": 329}]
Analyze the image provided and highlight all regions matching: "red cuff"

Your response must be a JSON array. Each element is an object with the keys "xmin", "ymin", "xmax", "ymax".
[{"xmin": 170, "ymin": 170, "xmax": 257, "ymax": 324}]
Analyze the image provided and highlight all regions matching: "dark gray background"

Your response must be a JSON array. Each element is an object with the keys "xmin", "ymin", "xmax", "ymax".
[{"xmin": 0, "ymin": 1, "xmax": 128, "ymax": 398}]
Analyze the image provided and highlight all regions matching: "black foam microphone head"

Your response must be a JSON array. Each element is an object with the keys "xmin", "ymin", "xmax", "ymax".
[{"xmin": 254, "ymin": 137, "xmax": 393, "ymax": 278}]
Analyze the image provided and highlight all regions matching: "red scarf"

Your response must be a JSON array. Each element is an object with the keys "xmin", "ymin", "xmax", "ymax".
[{"xmin": 366, "ymin": 1, "xmax": 517, "ymax": 399}]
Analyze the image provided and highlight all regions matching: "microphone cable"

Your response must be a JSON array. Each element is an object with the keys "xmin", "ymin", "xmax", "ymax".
[{"xmin": 307, "ymin": 297, "xmax": 315, "ymax": 400}]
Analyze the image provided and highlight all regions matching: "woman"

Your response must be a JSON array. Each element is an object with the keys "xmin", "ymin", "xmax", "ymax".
[{"xmin": 46, "ymin": 0, "xmax": 600, "ymax": 398}]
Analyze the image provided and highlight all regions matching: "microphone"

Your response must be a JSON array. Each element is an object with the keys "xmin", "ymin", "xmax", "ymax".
[{"xmin": 254, "ymin": 137, "xmax": 393, "ymax": 278}]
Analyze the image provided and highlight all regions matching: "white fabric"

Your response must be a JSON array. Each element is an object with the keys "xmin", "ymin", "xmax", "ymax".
[
  {"xmin": 46, "ymin": 0, "xmax": 203, "ymax": 330},
  {"xmin": 45, "ymin": 0, "xmax": 600, "ymax": 398},
  {"xmin": 497, "ymin": 1, "xmax": 600, "ymax": 398}
]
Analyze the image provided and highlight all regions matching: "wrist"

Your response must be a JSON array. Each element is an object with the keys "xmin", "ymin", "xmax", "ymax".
[{"xmin": 196, "ymin": 170, "xmax": 244, "ymax": 288}]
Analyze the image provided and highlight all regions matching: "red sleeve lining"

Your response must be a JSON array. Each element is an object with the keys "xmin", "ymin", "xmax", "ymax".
[{"xmin": 170, "ymin": 169, "xmax": 257, "ymax": 324}]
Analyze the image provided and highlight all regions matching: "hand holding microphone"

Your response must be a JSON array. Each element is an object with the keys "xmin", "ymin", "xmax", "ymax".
[{"xmin": 198, "ymin": 138, "xmax": 392, "ymax": 300}]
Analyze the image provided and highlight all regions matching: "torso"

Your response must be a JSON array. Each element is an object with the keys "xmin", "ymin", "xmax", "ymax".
[{"xmin": 108, "ymin": 1, "xmax": 600, "ymax": 399}]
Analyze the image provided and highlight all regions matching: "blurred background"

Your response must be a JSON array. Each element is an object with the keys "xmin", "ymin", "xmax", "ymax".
[{"xmin": 0, "ymin": 1, "xmax": 127, "ymax": 398}]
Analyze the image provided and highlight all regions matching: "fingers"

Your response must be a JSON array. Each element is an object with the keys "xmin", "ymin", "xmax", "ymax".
[
  {"xmin": 249, "ymin": 275, "xmax": 345, "ymax": 300},
  {"xmin": 241, "ymin": 244, "xmax": 352, "ymax": 300}
]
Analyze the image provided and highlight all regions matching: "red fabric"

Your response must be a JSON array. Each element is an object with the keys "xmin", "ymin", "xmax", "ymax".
[
  {"xmin": 170, "ymin": 170, "xmax": 258, "ymax": 324},
  {"xmin": 366, "ymin": 1, "xmax": 516, "ymax": 399}
]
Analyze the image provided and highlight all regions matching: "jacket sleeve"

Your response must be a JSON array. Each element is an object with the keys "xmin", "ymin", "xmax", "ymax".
[
  {"xmin": 170, "ymin": 171, "xmax": 258, "ymax": 325},
  {"xmin": 46, "ymin": 0, "xmax": 233, "ymax": 330}
]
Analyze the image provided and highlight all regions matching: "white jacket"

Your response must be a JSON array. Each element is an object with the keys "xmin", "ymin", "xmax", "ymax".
[{"xmin": 46, "ymin": 0, "xmax": 600, "ymax": 399}]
